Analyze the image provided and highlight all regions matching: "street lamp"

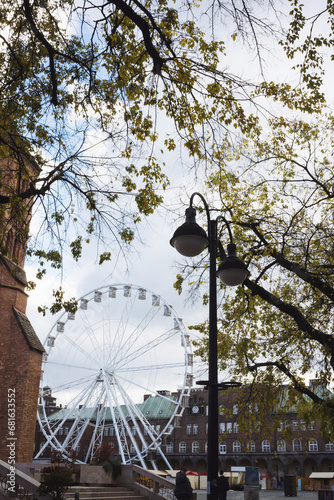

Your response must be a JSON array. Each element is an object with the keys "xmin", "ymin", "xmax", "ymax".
[{"xmin": 170, "ymin": 192, "xmax": 249, "ymax": 500}]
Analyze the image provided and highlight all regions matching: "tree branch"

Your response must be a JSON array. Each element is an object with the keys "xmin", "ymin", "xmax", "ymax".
[
  {"xmin": 108, "ymin": 0, "xmax": 166, "ymax": 74},
  {"xmin": 246, "ymin": 357, "xmax": 334, "ymax": 409},
  {"xmin": 242, "ymin": 221, "xmax": 334, "ymax": 303},
  {"xmin": 244, "ymin": 277, "xmax": 334, "ymax": 366}
]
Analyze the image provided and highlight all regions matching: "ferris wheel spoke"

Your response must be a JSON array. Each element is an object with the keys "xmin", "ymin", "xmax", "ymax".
[
  {"xmin": 78, "ymin": 313, "xmax": 107, "ymax": 363},
  {"xmin": 36, "ymin": 283, "xmax": 192, "ymax": 465},
  {"xmin": 114, "ymin": 327, "xmax": 178, "ymax": 370},
  {"xmin": 36, "ymin": 375, "xmax": 100, "ymax": 458},
  {"xmin": 113, "ymin": 375, "xmax": 177, "ymax": 470},
  {"xmin": 60, "ymin": 379, "xmax": 106, "ymax": 451},
  {"xmin": 46, "ymin": 361, "xmax": 98, "ymax": 372},
  {"xmin": 59, "ymin": 330, "xmax": 101, "ymax": 368},
  {"xmin": 116, "ymin": 361, "xmax": 187, "ymax": 373},
  {"xmin": 45, "ymin": 374, "xmax": 98, "ymax": 395},
  {"xmin": 114, "ymin": 377, "xmax": 157, "ymax": 446},
  {"xmin": 109, "ymin": 293, "xmax": 137, "ymax": 363},
  {"xmin": 102, "ymin": 371, "xmax": 146, "ymax": 466},
  {"xmin": 111, "ymin": 303, "xmax": 163, "ymax": 365},
  {"xmin": 113, "ymin": 372, "xmax": 180, "ymax": 406}
]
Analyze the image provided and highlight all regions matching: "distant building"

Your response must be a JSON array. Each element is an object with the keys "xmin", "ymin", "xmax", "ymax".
[{"xmin": 35, "ymin": 381, "xmax": 334, "ymax": 486}]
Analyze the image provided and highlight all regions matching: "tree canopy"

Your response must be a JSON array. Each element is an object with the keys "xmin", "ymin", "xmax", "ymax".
[
  {"xmin": 173, "ymin": 3, "xmax": 334, "ymax": 431},
  {"xmin": 0, "ymin": 0, "xmax": 287, "ymax": 310},
  {"xmin": 2, "ymin": 0, "xmax": 334, "ymax": 424}
]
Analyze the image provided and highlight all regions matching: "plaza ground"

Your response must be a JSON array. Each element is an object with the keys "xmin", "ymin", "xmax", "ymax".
[{"xmin": 226, "ymin": 489, "xmax": 319, "ymax": 499}]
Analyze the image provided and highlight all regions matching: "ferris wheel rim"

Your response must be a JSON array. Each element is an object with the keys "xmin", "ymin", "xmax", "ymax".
[{"xmin": 36, "ymin": 283, "xmax": 193, "ymax": 467}]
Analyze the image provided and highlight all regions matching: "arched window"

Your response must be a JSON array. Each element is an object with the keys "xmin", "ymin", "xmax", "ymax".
[
  {"xmin": 179, "ymin": 441, "xmax": 186, "ymax": 453},
  {"xmin": 262, "ymin": 440, "xmax": 270, "ymax": 452},
  {"xmin": 219, "ymin": 441, "xmax": 227, "ymax": 454},
  {"xmin": 277, "ymin": 439, "xmax": 286, "ymax": 452},
  {"xmin": 233, "ymin": 440, "xmax": 241, "ymax": 453},
  {"xmin": 192, "ymin": 441, "xmax": 199, "ymax": 453},
  {"xmin": 247, "ymin": 441, "xmax": 256, "ymax": 452},
  {"xmin": 293, "ymin": 438, "xmax": 302, "ymax": 452},
  {"xmin": 309, "ymin": 438, "xmax": 318, "ymax": 452}
]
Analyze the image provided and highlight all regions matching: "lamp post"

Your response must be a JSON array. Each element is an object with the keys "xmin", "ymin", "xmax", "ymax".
[{"xmin": 170, "ymin": 192, "xmax": 249, "ymax": 500}]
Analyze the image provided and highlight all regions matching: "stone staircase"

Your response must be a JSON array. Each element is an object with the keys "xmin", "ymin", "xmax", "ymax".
[{"xmin": 64, "ymin": 486, "xmax": 148, "ymax": 500}]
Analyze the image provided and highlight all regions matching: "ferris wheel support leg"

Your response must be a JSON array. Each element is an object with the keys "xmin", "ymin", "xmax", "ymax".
[{"xmin": 103, "ymin": 373, "xmax": 148, "ymax": 469}]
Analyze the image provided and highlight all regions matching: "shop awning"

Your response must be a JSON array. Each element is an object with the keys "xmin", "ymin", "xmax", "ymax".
[{"xmin": 309, "ymin": 473, "xmax": 334, "ymax": 479}]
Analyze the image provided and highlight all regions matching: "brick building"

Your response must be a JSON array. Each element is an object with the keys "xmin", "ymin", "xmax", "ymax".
[
  {"xmin": 35, "ymin": 382, "xmax": 334, "ymax": 486},
  {"xmin": 0, "ymin": 154, "xmax": 44, "ymax": 463}
]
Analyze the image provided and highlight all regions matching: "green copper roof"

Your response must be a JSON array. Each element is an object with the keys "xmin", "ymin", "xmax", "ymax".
[{"xmin": 47, "ymin": 394, "xmax": 178, "ymax": 422}]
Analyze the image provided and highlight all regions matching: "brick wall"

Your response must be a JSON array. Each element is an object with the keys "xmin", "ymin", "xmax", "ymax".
[{"xmin": 0, "ymin": 257, "xmax": 43, "ymax": 463}]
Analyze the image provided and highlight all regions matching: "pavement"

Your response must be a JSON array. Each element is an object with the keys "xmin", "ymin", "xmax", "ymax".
[{"xmin": 226, "ymin": 489, "xmax": 319, "ymax": 499}]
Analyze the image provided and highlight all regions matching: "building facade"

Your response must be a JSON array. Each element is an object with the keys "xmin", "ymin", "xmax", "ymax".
[{"xmin": 35, "ymin": 382, "xmax": 334, "ymax": 485}]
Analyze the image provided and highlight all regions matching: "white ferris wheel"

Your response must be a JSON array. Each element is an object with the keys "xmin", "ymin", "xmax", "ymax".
[{"xmin": 35, "ymin": 284, "xmax": 193, "ymax": 469}]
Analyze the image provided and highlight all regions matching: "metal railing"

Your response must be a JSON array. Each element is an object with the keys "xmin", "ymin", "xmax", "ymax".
[
  {"xmin": 0, "ymin": 460, "xmax": 50, "ymax": 500},
  {"xmin": 126, "ymin": 465, "xmax": 177, "ymax": 500}
]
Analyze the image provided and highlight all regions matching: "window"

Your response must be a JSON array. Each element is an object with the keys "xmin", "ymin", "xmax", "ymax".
[
  {"xmin": 262, "ymin": 440, "xmax": 270, "ymax": 452},
  {"xmin": 220, "ymin": 423, "xmax": 225, "ymax": 434},
  {"xmin": 110, "ymin": 426, "xmax": 114, "ymax": 436},
  {"xmin": 233, "ymin": 404, "xmax": 238, "ymax": 415},
  {"xmin": 64, "ymin": 427, "xmax": 69, "ymax": 435},
  {"xmin": 309, "ymin": 439, "xmax": 318, "ymax": 452},
  {"xmin": 155, "ymin": 425, "xmax": 160, "ymax": 433},
  {"xmin": 58, "ymin": 427, "xmax": 63, "ymax": 436},
  {"xmin": 227, "ymin": 422, "xmax": 232, "ymax": 433},
  {"xmin": 284, "ymin": 421, "xmax": 291, "ymax": 430},
  {"xmin": 250, "ymin": 404, "xmax": 259, "ymax": 413},
  {"xmin": 308, "ymin": 421, "xmax": 315, "ymax": 431},
  {"xmin": 233, "ymin": 422, "xmax": 239, "ymax": 433},
  {"xmin": 132, "ymin": 426, "xmax": 137, "ymax": 436},
  {"xmin": 179, "ymin": 441, "xmax": 186, "ymax": 453},
  {"xmin": 205, "ymin": 442, "xmax": 208, "ymax": 453},
  {"xmin": 186, "ymin": 424, "xmax": 192, "ymax": 435},
  {"xmin": 166, "ymin": 442, "xmax": 173, "ymax": 453},
  {"xmin": 104, "ymin": 428, "xmax": 109, "ymax": 436},
  {"xmin": 109, "ymin": 443, "xmax": 114, "ymax": 452},
  {"xmin": 192, "ymin": 441, "xmax": 199, "ymax": 453},
  {"xmin": 277, "ymin": 421, "xmax": 284, "ymax": 432},
  {"xmin": 292, "ymin": 421, "xmax": 298, "ymax": 431},
  {"xmin": 233, "ymin": 441, "xmax": 241, "ymax": 453},
  {"xmin": 130, "ymin": 443, "xmax": 136, "ymax": 453},
  {"xmin": 206, "ymin": 423, "xmax": 208, "ymax": 434},
  {"xmin": 277, "ymin": 439, "xmax": 286, "ymax": 452},
  {"xmin": 193, "ymin": 424, "xmax": 198, "ymax": 435},
  {"xmin": 326, "ymin": 442, "xmax": 334, "ymax": 451},
  {"xmin": 219, "ymin": 406, "xmax": 225, "ymax": 415},
  {"xmin": 219, "ymin": 441, "xmax": 227, "ymax": 454},
  {"xmin": 293, "ymin": 439, "xmax": 302, "ymax": 452},
  {"xmin": 247, "ymin": 441, "xmax": 256, "ymax": 452},
  {"xmin": 253, "ymin": 421, "xmax": 261, "ymax": 432}
]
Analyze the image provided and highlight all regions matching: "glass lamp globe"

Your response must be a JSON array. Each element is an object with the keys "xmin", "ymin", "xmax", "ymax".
[
  {"xmin": 217, "ymin": 243, "xmax": 249, "ymax": 286},
  {"xmin": 170, "ymin": 206, "xmax": 209, "ymax": 257}
]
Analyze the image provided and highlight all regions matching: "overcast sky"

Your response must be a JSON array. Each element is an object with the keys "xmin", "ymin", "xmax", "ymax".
[{"xmin": 25, "ymin": 0, "xmax": 334, "ymax": 397}]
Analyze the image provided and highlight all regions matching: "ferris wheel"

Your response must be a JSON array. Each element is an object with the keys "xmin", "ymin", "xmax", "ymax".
[{"xmin": 35, "ymin": 284, "xmax": 193, "ymax": 469}]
